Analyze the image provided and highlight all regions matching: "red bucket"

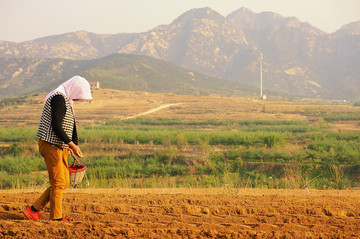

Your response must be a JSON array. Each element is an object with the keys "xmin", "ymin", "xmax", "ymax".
[
  {"xmin": 69, "ymin": 152, "xmax": 87, "ymax": 186},
  {"xmin": 69, "ymin": 164, "xmax": 87, "ymax": 174}
]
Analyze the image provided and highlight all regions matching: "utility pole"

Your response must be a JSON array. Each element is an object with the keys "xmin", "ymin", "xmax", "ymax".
[{"xmin": 260, "ymin": 53, "xmax": 263, "ymax": 99}]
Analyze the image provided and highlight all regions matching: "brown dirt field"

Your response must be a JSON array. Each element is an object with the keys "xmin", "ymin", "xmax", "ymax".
[{"xmin": 0, "ymin": 188, "xmax": 359, "ymax": 238}]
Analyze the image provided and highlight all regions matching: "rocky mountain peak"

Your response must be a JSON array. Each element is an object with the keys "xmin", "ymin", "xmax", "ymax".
[
  {"xmin": 227, "ymin": 8, "xmax": 284, "ymax": 30},
  {"xmin": 227, "ymin": 7, "xmax": 256, "ymax": 19},
  {"xmin": 171, "ymin": 7, "xmax": 225, "ymax": 25},
  {"xmin": 335, "ymin": 21, "xmax": 360, "ymax": 35},
  {"xmin": 226, "ymin": 8, "xmax": 256, "ymax": 29}
]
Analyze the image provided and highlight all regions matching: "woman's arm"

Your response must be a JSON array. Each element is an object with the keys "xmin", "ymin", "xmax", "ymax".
[
  {"xmin": 50, "ymin": 95, "xmax": 71, "ymax": 143},
  {"xmin": 50, "ymin": 95, "xmax": 83, "ymax": 157}
]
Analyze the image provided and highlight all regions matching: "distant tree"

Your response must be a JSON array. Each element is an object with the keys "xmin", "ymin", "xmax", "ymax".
[{"xmin": 353, "ymin": 101, "xmax": 360, "ymax": 107}]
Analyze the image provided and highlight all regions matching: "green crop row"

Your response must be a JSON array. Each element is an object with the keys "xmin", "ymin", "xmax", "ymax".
[
  {"xmin": 1, "ymin": 119, "xmax": 359, "ymax": 190},
  {"xmin": 106, "ymin": 118, "xmax": 310, "ymax": 127},
  {"xmin": 1, "ymin": 142, "xmax": 359, "ymax": 189}
]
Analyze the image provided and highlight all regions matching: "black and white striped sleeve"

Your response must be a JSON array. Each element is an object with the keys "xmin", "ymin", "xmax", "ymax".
[{"xmin": 50, "ymin": 95, "xmax": 72, "ymax": 144}]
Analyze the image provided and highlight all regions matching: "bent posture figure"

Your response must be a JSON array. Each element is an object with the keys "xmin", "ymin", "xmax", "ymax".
[{"xmin": 24, "ymin": 75, "xmax": 92, "ymax": 221}]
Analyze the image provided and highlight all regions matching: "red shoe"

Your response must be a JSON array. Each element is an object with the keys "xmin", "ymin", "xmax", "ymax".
[
  {"xmin": 60, "ymin": 218, "xmax": 68, "ymax": 222},
  {"xmin": 23, "ymin": 206, "xmax": 41, "ymax": 221}
]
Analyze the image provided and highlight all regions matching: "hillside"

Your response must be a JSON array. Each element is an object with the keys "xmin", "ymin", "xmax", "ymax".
[
  {"xmin": 0, "ymin": 7, "xmax": 359, "ymax": 101},
  {"xmin": 0, "ymin": 54, "xmax": 259, "ymax": 100},
  {"xmin": 0, "ymin": 57, "xmax": 90, "ymax": 99},
  {"xmin": 80, "ymin": 54, "xmax": 260, "ymax": 96}
]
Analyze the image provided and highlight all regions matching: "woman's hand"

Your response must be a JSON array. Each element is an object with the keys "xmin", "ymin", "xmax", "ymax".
[
  {"xmin": 68, "ymin": 142, "xmax": 83, "ymax": 158},
  {"xmin": 71, "ymin": 145, "xmax": 83, "ymax": 158}
]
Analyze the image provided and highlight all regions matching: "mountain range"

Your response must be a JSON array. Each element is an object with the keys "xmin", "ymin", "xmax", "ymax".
[
  {"xmin": 0, "ymin": 7, "xmax": 359, "ymax": 101},
  {"xmin": 0, "ymin": 54, "xmax": 265, "ymax": 99}
]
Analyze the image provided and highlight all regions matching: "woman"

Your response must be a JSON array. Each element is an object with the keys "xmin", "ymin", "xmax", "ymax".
[{"xmin": 23, "ymin": 75, "xmax": 92, "ymax": 221}]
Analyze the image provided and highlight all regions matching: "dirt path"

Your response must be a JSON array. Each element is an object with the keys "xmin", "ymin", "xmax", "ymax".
[
  {"xmin": 122, "ymin": 103, "xmax": 183, "ymax": 120},
  {"xmin": 0, "ymin": 188, "xmax": 359, "ymax": 238}
]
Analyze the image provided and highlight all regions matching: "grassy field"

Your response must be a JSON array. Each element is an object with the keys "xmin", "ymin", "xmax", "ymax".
[{"xmin": 0, "ymin": 89, "xmax": 359, "ymax": 190}]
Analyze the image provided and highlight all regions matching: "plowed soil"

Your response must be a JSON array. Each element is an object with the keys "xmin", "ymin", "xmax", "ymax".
[{"xmin": 0, "ymin": 188, "xmax": 359, "ymax": 238}]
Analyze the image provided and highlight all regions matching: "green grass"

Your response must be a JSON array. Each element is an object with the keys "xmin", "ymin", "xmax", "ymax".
[
  {"xmin": 80, "ymin": 126, "xmax": 289, "ymax": 147},
  {"xmin": 0, "ymin": 118, "xmax": 359, "ymax": 190}
]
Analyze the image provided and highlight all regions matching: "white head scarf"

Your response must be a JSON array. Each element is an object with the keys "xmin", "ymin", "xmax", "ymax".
[{"xmin": 45, "ymin": 76, "xmax": 92, "ymax": 107}]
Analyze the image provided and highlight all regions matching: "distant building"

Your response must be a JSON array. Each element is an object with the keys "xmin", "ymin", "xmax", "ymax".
[
  {"xmin": 89, "ymin": 81, "xmax": 100, "ymax": 89},
  {"xmin": 332, "ymin": 99, "xmax": 347, "ymax": 103}
]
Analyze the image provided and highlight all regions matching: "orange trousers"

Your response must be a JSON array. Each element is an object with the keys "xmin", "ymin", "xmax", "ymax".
[{"xmin": 33, "ymin": 139, "xmax": 70, "ymax": 219}]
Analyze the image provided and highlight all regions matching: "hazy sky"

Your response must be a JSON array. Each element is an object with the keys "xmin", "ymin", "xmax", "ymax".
[{"xmin": 1, "ymin": 0, "xmax": 359, "ymax": 42}]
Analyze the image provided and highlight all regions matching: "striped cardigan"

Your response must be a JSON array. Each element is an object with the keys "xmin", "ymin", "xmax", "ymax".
[{"xmin": 37, "ymin": 92, "xmax": 77, "ymax": 148}]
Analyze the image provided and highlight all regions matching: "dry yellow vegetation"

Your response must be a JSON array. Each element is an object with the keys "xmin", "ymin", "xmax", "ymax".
[{"xmin": 1, "ymin": 88, "xmax": 360, "ymax": 131}]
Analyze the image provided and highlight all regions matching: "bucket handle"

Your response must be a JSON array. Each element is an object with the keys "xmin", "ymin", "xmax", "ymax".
[{"xmin": 70, "ymin": 150, "xmax": 83, "ymax": 166}]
